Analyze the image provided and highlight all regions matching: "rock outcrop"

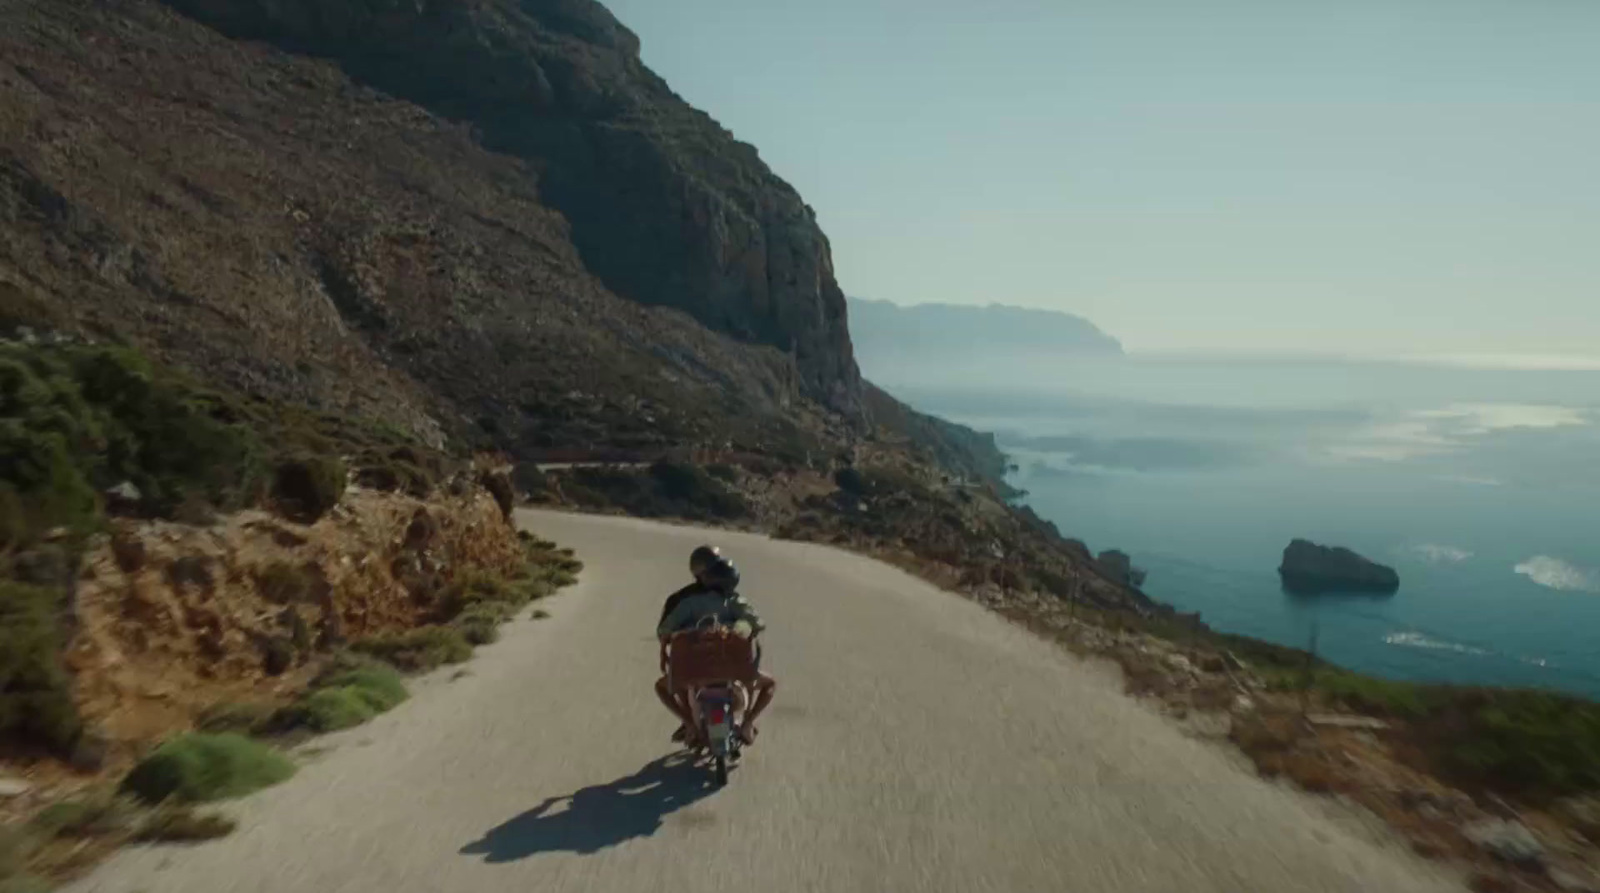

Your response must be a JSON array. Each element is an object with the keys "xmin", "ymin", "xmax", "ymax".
[
  {"xmin": 1278, "ymin": 539, "xmax": 1400, "ymax": 594},
  {"xmin": 1096, "ymin": 550, "xmax": 1148, "ymax": 589},
  {"xmin": 70, "ymin": 484, "xmax": 524, "ymax": 761}
]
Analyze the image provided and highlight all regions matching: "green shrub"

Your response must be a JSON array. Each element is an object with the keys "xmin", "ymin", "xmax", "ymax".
[
  {"xmin": 69, "ymin": 348, "xmax": 262, "ymax": 516},
  {"xmin": 648, "ymin": 460, "xmax": 747, "ymax": 518},
  {"xmin": 272, "ymin": 454, "xmax": 346, "ymax": 523},
  {"xmin": 453, "ymin": 615, "xmax": 500, "ymax": 646},
  {"xmin": 317, "ymin": 664, "xmax": 408, "ymax": 711},
  {"xmin": 1314, "ymin": 671, "xmax": 1432, "ymax": 718},
  {"xmin": 28, "ymin": 793, "xmax": 137, "ymax": 839},
  {"xmin": 455, "ymin": 568, "xmax": 511, "ymax": 605},
  {"xmin": 544, "ymin": 566, "xmax": 579, "ymax": 589},
  {"xmin": 1432, "ymin": 690, "xmax": 1600, "ymax": 799},
  {"xmin": 287, "ymin": 688, "xmax": 376, "ymax": 732},
  {"xmin": 350, "ymin": 626, "xmax": 471, "ymax": 672},
  {"xmin": 451, "ymin": 602, "xmax": 515, "ymax": 645},
  {"xmin": 0, "ymin": 580, "xmax": 82, "ymax": 753},
  {"xmin": 271, "ymin": 660, "xmax": 408, "ymax": 733},
  {"xmin": 0, "ymin": 342, "xmax": 264, "ymax": 549},
  {"xmin": 120, "ymin": 733, "xmax": 295, "ymax": 804}
]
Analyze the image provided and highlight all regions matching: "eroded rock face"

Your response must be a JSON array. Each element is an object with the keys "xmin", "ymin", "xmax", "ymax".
[
  {"xmin": 157, "ymin": 0, "xmax": 862, "ymax": 415},
  {"xmin": 67, "ymin": 486, "xmax": 523, "ymax": 755},
  {"xmin": 1278, "ymin": 539, "xmax": 1400, "ymax": 594}
]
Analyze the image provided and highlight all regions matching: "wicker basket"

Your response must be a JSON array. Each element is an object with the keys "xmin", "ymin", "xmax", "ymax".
[{"xmin": 668, "ymin": 627, "xmax": 757, "ymax": 686}]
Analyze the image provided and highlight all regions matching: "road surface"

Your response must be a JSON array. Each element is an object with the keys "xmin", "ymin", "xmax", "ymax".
[{"xmin": 73, "ymin": 510, "xmax": 1463, "ymax": 893}]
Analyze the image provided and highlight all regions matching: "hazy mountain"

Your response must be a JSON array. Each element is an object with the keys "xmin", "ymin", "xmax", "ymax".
[{"xmin": 848, "ymin": 298, "xmax": 1122, "ymax": 365}]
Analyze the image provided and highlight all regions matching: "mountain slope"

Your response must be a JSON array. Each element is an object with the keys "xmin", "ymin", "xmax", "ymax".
[
  {"xmin": 1, "ymin": 0, "xmax": 836, "ymax": 458},
  {"xmin": 154, "ymin": 0, "xmax": 862, "ymax": 414}
]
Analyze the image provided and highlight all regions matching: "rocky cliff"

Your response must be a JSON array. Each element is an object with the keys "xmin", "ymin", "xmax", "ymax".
[
  {"xmin": 1, "ymin": 0, "xmax": 859, "ymax": 462},
  {"xmin": 155, "ymin": 0, "xmax": 862, "ymax": 415}
]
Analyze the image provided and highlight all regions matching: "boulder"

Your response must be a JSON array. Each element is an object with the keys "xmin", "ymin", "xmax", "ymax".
[{"xmin": 1278, "ymin": 539, "xmax": 1399, "ymax": 594}]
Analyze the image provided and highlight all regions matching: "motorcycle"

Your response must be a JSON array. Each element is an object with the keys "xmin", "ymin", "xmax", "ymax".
[
  {"xmin": 667, "ymin": 620, "xmax": 758, "ymax": 786},
  {"xmin": 690, "ymin": 680, "xmax": 746, "ymax": 786}
]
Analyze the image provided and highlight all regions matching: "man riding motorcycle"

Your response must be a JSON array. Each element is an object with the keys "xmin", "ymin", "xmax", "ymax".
[{"xmin": 655, "ymin": 545, "xmax": 777, "ymax": 748}]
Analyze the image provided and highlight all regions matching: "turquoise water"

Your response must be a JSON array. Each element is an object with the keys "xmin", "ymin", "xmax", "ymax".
[{"xmin": 876, "ymin": 357, "xmax": 1600, "ymax": 698}]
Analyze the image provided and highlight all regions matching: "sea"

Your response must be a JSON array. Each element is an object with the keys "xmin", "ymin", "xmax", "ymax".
[{"xmin": 871, "ymin": 354, "xmax": 1600, "ymax": 698}]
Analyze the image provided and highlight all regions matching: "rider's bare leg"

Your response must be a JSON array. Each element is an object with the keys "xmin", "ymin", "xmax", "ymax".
[
  {"xmin": 739, "ymin": 673, "xmax": 776, "ymax": 744},
  {"xmin": 654, "ymin": 676, "xmax": 696, "ymax": 739}
]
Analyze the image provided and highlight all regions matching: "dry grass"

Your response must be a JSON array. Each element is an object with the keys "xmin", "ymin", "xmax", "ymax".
[{"xmin": 1, "ymin": 790, "xmax": 235, "ymax": 887}]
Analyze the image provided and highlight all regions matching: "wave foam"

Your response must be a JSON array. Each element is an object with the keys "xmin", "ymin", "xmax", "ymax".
[
  {"xmin": 1408, "ymin": 544, "xmax": 1474, "ymax": 564},
  {"xmin": 1514, "ymin": 556, "xmax": 1600, "ymax": 593},
  {"xmin": 1383, "ymin": 631, "xmax": 1490, "ymax": 657},
  {"xmin": 1383, "ymin": 632, "xmax": 1550, "ymax": 668}
]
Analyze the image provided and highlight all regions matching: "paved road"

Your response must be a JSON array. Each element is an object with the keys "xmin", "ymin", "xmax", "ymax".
[{"xmin": 73, "ymin": 510, "xmax": 1463, "ymax": 893}]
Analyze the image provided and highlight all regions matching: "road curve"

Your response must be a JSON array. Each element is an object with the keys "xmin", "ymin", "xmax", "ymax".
[{"xmin": 71, "ymin": 509, "xmax": 1463, "ymax": 893}]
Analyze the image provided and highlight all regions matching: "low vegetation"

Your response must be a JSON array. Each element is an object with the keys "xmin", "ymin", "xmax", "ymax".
[
  {"xmin": 272, "ymin": 661, "xmax": 409, "ymax": 733},
  {"xmin": 0, "ymin": 581, "xmax": 80, "ymax": 755},
  {"xmin": 1, "ymin": 526, "xmax": 586, "ymax": 885},
  {"xmin": 120, "ymin": 733, "xmax": 296, "ymax": 804},
  {"xmin": 1067, "ymin": 597, "xmax": 1600, "ymax": 801},
  {"xmin": 0, "ymin": 339, "xmax": 475, "ymax": 759},
  {"xmin": 271, "ymin": 454, "xmax": 347, "ymax": 523},
  {"xmin": 832, "ymin": 464, "xmax": 928, "ymax": 500},
  {"xmin": 348, "ymin": 533, "xmax": 583, "ymax": 670},
  {"xmin": 0, "ymin": 790, "xmax": 234, "ymax": 889},
  {"xmin": 350, "ymin": 626, "xmax": 473, "ymax": 672},
  {"xmin": 561, "ymin": 459, "xmax": 750, "ymax": 521},
  {"xmin": 1375, "ymin": 684, "xmax": 1600, "ymax": 800}
]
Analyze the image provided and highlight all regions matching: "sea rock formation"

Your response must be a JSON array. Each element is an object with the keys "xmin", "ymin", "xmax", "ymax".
[{"xmin": 1278, "ymin": 539, "xmax": 1400, "ymax": 594}]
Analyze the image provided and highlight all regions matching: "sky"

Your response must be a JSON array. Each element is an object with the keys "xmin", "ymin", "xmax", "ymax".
[{"xmin": 601, "ymin": 0, "xmax": 1599, "ymax": 361}]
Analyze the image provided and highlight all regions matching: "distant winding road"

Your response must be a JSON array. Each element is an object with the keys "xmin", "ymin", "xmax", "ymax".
[{"xmin": 72, "ymin": 510, "xmax": 1463, "ymax": 893}]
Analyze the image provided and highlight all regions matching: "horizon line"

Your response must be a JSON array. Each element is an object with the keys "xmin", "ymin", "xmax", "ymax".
[{"xmin": 1118, "ymin": 349, "xmax": 1600, "ymax": 372}]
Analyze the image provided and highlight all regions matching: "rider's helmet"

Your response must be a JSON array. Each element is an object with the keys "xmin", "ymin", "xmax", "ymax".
[
  {"xmin": 689, "ymin": 544, "xmax": 722, "ymax": 581},
  {"xmin": 701, "ymin": 557, "xmax": 740, "ymax": 593}
]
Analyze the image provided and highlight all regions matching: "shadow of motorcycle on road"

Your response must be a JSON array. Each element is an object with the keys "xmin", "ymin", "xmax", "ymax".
[{"xmin": 459, "ymin": 753, "xmax": 719, "ymax": 861}]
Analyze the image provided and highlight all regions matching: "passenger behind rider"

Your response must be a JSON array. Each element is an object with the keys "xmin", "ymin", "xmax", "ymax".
[{"xmin": 655, "ymin": 545, "xmax": 776, "ymax": 747}]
